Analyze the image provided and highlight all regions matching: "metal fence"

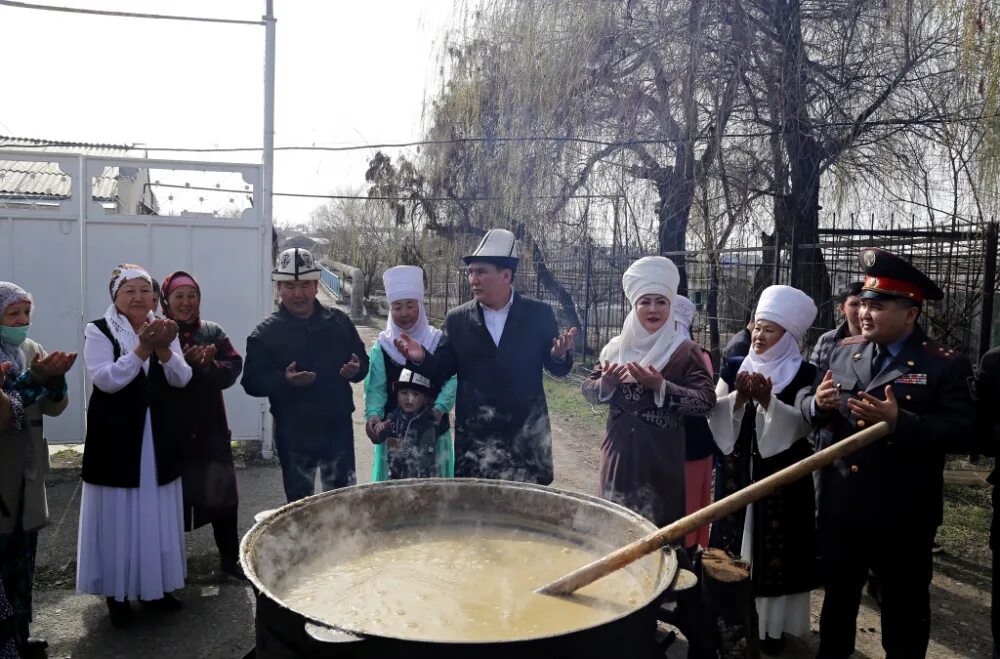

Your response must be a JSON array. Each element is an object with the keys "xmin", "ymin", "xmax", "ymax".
[{"xmin": 369, "ymin": 216, "xmax": 1000, "ymax": 369}]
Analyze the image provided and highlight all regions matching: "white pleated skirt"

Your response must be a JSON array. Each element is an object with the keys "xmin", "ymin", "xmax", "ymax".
[{"xmin": 76, "ymin": 410, "xmax": 187, "ymax": 602}]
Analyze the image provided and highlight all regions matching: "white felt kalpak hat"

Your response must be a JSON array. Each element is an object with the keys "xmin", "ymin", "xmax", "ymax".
[
  {"xmin": 462, "ymin": 229, "xmax": 519, "ymax": 267},
  {"xmin": 754, "ymin": 285, "xmax": 817, "ymax": 339},
  {"xmin": 273, "ymin": 247, "xmax": 321, "ymax": 282},
  {"xmin": 382, "ymin": 265, "xmax": 424, "ymax": 304}
]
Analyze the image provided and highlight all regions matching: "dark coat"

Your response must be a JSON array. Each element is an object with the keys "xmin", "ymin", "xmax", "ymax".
[
  {"xmin": 582, "ymin": 341, "xmax": 715, "ymax": 527},
  {"xmin": 803, "ymin": 324, "xmax": 975, "ymax": 530},
  {"xmin": 178, "ymin": 320, "xmax": 243, "ymax": 529},
  {"xmin": 809, "ymin": 321, "xmax": 852, "ymax": 377},
  {"xmin": 408, "ymin": 292, "xmax": 572, "ymax": 484},
  {"xmin": 241, "ymin": 301, "xmax": 368, "ymax": 448},
  {"xmin": 975, "ymin": 348, "xmax": 1000, "ymax": 551}
]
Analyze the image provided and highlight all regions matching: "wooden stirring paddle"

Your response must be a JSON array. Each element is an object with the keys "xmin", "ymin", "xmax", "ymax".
[{"xmin": 536, "ymin": 421, "xmax": 890, "ymax": 596}]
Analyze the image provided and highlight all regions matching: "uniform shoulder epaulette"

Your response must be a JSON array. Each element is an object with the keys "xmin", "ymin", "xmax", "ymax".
[
  {"xmin": 837, "ymin": 335, "xmax": 868, "ymax": 347},
  {"xmin": 920, "ymin": 339, "xmax": 961, "ymax": 360}
]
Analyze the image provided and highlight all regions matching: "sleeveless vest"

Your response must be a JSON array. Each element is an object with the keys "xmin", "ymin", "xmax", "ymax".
[{"xmin": 81, "ymin": 319, "xmax": 188, "ymax": 488}]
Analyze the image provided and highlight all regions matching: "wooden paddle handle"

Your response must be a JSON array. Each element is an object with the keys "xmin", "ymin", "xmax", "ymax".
[{"xmin": 536, "ymin": 420, "xmax": 890, "ymax": 596}]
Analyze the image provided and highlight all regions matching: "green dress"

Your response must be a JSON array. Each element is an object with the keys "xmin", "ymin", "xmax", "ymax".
[{"xmin": 363, "ymin": 343, "xmax": 456, "ymax": 481}]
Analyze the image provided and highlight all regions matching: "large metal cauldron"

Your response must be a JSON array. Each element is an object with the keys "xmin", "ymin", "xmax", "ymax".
[{"xmin": 242, "ymin": 479, "xmax": 679, "ymax": 659}]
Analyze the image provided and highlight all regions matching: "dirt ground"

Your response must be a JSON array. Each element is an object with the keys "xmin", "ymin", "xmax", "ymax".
[{"xmin": 27, "ymin": 316, "xmax": 995, "ymax": 658}]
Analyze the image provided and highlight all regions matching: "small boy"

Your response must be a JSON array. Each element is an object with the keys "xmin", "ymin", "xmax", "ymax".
[{"xmin": 374, "ymin": 369, "xmax": 440, "ymax": 479}]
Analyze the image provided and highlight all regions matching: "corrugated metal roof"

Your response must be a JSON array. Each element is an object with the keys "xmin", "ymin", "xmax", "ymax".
[{"xmin": 0, "ymin": 136, "xmax": 134, "ymax": 201}]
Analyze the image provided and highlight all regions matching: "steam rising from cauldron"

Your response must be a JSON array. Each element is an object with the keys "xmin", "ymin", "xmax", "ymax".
[{"xmin": 457, "ymin": 403, "xmax": 554, "ymax": 484}]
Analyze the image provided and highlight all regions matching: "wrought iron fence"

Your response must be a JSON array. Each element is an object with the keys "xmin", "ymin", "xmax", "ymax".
[{"xmin": 365, "ymin": 215, "xmax": 1000, "ymax": 369}]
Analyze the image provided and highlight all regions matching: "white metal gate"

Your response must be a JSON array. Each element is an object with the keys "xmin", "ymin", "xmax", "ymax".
[{"xmin": 0, "ymin": 150, "xmax": 272, "ymax": 445}]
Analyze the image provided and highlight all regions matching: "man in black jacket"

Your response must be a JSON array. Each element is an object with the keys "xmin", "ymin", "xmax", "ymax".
[
  {"xmin": 977, "ymin": 348, "xmax": 1000, "ymax": 659},
  {"xmin": 242, "ymin": 248, "xmax": 368, "ymax": 502},
  {"xmin": 395, "ymin": 229, "xmax": 576, "ymax": 484},
  {"xmin": 804, "ymin": 249, "xmax": 975, "ymax": 658}
]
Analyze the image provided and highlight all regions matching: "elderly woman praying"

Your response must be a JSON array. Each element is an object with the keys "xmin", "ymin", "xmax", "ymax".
[
  {"xmin": 582, "ymin": 256, "xmax": 716, "ymax": 528},
  {"xmin": 160, "ymin": 270, "xmax": 245, "ymax": 580},
  {"xmin": 707, "ymin": 284, "xmax": 819, "ymax": 655},
  {"xmin": 75, "ymin": 264, "xmax": 193, "ymax": 629},
  {"xmin": 0, "ymin": 282, "xmax": 74, "ymax": 658},
  {"xmin": 364, "ymin": 265, "xmax": 456, "ymax": 480}
]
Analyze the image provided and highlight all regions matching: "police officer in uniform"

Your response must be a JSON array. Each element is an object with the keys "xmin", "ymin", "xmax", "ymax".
[{"xmin": 804, "ymin": 248, "xmax": 975, "ymax": 658}]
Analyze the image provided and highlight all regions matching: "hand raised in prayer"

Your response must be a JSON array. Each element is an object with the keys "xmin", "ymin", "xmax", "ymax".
[
  {"xmin": 201, "ymin": 343, "xmax": 218, "ymax": 365},
  {"xmin": 749, "ymin": 373, "xmax": 773, "ymax": 410},
  {"xmin": 847, "ymin": 386, "xmax": 898, "ymax": 427},
  {"xmin": 30, "ymin": 351, "xmax": 77, "ymax": 380},
  {"xmin": 340, "ymin": 353, "xmax": 361, "ymax": 379},
  {"xmin": 599, "ymin": 361, "xmax": 629, "ymax": 390},
  {"xmin": 626, "ymin": 362, "xmax": 665, "ymax": 391},
  {"xmin": 140, "ymin": 319, "xmax": 177, "ymax": 349},
  {"xmin": 154, "ymin": 319, "xmax": 179, "ymax": 348},
  {"xmin": 0, "ymin": 361, "xmax": 11, "ymax": 382},
  {"xmin": 734, "ymin": 371, "xmax": 754, "ymax": 408},
  {"xmin": 551, "ymin": 327, "xmax": 577, "ymax": 359},
  {"xmin": 183, "ymin": 344, "xmax": 217, "ymax": 369},
  {"xmin": 393, "ymin": 332, "xmax": 426, "ymax": 364},
  {"xmin": 814, "ymin": 370, "xmax": 840, "ymax": 412},
  {"xmin": 285, "ymin": 361, "xmax": 317, "ymax": 387}
]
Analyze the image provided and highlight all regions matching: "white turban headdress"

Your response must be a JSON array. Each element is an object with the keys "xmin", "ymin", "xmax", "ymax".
[
  {"xmin": 600, "ymin": 256, "xmax": 688, "ymax": 377},
  {"xmin": 672, "ymin": 295, "xmax": 696, "ymax": 337},
  {"xmin": 738, "ymin": 285, "xmax": 817, "ymax": 393},
  {"xmin": 377, "ymin": 265, "xmax": 442, "ymax": 365}
]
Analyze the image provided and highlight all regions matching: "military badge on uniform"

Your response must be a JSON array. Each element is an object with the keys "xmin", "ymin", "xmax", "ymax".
[
  {"xmin": 862, "ymin": 250, "xmax": 877, "ymax": 267},
  {"xmin": 894, "ymin": 373, "xmax": 928, "ymax": 385}
]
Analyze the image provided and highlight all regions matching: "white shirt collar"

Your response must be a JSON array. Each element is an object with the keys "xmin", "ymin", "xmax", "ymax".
[{"xmin": 480, "ymin": 290, "xmax": 515, "ymax": 346}]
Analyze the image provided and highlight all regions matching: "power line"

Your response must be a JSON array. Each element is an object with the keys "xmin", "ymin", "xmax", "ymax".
[
  {"xmin": 5, "ymin": 113, "xmax": 999, "ymax": 156},
  {"xmin": 152, "ymin": 182, "xmax": 625, "ymax": 203},
  {"xmin": 0, "ymin": 0, "xmax": 264, "ymax": 25}
]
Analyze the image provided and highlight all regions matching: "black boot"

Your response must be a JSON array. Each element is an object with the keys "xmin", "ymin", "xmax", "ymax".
[
  {"xmin": 760, "ymin": 634, "xmax": 786, "ymax": 656},
  {"xmin": 213, "ymin": 513, "xmax": 244, "ymax": 581},
  {"xmin": 142, "ymin": 592, "xmax": 183, "ymax": 611},
  {"xmin": 106, "ymin": 597, "xmax": 133, "ymax": 629},
  {"xmin": 18, "ymin": 637, "xmax": 48, "ymax": 659},
  {"xmin": 220, "ymin": 559, "xmax": 247, "ymax": 581}
]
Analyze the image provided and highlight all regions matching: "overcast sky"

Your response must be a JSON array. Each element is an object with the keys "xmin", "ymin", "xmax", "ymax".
[{"xmin": 1, "ymin": 0, "xmax": 457, "ymax": 224}]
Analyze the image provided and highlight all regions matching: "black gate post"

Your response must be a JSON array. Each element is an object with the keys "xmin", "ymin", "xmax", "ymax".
[
  {"xmin": 980, "ymin": 222, "xmax": 998, "ymax": 357},
  {"xmin": 788, "ymin": 220, "xmax": 798, "ymax": 288},
  {"xmin": 583, "ymin": 247, "xmax": 592, "ymax": 365},
  {"xmin": 772, "ymin": 230, "xmax": 781, "ymax": 285}
]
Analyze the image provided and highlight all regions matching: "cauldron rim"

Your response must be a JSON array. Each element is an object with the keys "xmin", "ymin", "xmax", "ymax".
[{"xmin": 241, "ymin": 478, "xmax": 678, "ymax": 645}]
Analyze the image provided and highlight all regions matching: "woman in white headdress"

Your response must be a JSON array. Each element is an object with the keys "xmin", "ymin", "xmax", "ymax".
[
  {"xmin": 364, "ymin": 265, "xmax": 456, "ymax": 481},
  {"xmin": 707, "ymin": 284, "xmax": 819, "ymax": 655},
  {"xmin": 582, "ymin": 257, "xmax": 716, "ymax": 527},
  {"xmin": 76, "ymin": 264, "xmax": 193, "ymax": 629}
]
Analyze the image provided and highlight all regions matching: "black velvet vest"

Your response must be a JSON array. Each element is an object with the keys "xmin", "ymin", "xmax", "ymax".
[{"xmin": 81, "ymin": 319, "xmax": 188, "ymax": 488}]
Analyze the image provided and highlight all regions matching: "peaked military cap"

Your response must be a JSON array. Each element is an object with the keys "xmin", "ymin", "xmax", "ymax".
[{"xmin": 858, "ymin": 248, "xmax": 943, "ymax": 302}]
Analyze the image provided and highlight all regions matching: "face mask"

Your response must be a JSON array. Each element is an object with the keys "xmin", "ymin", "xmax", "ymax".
[{"xmin": 0, "ymin": 323, "xmax": 30, "ymax": 346}]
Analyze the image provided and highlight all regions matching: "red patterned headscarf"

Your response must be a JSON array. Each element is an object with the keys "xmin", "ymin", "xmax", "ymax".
[{"xmin": 160, "ymin": 271, "xmax": 201, "ymax": 327}]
